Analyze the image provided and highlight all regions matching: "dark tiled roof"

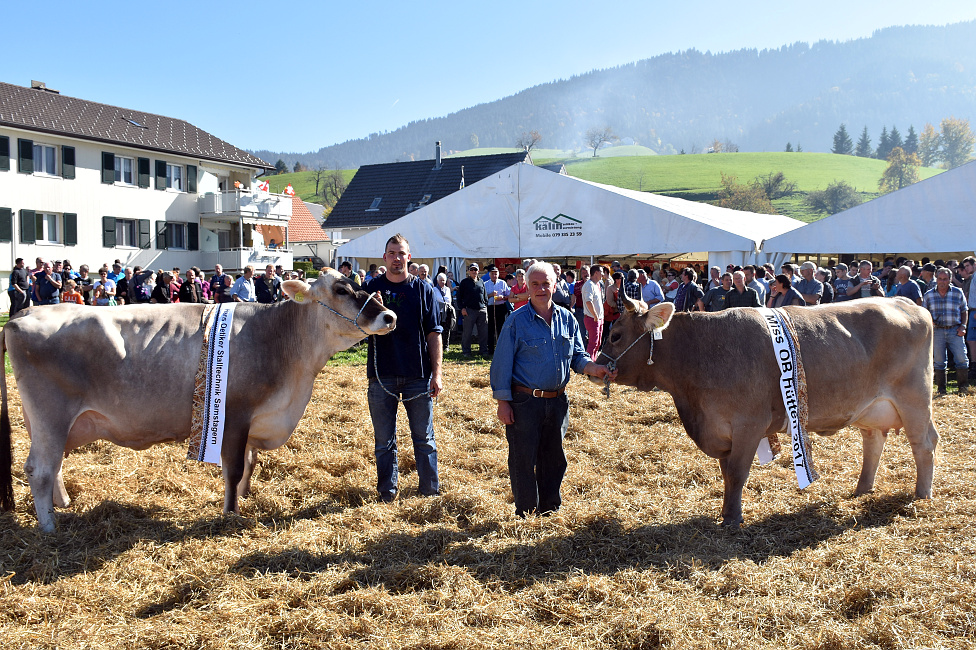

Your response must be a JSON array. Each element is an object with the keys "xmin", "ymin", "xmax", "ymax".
[
  {"xmin": 0, "ymin": 81, "xmax": 272, "ymax": 170},
  {"xmin": 326, "ymin": 151, "xmax": 530, "ymax": 229}
]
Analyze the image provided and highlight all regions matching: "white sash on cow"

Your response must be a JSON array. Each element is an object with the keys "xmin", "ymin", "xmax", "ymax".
[
  {"xmin": 188, "ymin": 303, "xmax": 236, "ymax": 465},
  {"xmin": 756, "ymin": 307, "xmax": 819, "ymax": 489}
]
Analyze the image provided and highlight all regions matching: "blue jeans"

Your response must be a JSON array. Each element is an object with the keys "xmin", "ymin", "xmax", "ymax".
[
  {"xmin": 506, "ymin": 392, "xmax": 570, "ymax": 516},
  {"xmin": 933, "ymin": 327, "xmax": 969, "ymax": 370},
  {"xmin": 367, "ymin": 377, "xmax": 439, "ymax": 498}
]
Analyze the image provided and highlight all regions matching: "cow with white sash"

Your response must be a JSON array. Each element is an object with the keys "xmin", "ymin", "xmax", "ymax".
[
  {"xmin": 1, "ymin": 270, "xmax": 396, "ymax": 532},
  {"xmin": 594, "ymin": 296, "xmax": 939, "ymax": 528}
]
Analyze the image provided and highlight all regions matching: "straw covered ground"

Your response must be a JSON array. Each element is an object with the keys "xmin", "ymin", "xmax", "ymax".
[{"xmin": 1, "ymin": 356, "xmax": 975, "ymax": 649}]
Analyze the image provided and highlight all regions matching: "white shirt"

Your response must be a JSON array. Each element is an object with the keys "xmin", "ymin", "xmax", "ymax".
[
  {"xmin": 582, "ymin": 279, "xmax": 604, "ymax": 320},
  {"xmin": 484, "ymin": 278, "xmax": 510, "ymax": 306},
  {"xmin": 641, "ymin": 280, "xmax": 664, "ymax": 304}
]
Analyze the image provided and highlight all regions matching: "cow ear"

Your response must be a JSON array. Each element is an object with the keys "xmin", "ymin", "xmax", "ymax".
[
  {"xmin": 282, "ymin": 279, "xmax": 313, "ymax": 303},
  {"xmin": 643, "ymin": 302, "xmax": 675, "ymax": 331}
]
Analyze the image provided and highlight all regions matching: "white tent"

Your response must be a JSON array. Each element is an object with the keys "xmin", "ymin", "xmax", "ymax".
[
  {"xmin": 336, "ymin": 162, "xmax": 804, "ymax": 272},
  {"xmin": 763, "ymin": 161, "xmax": 976, "ymax": 256}
]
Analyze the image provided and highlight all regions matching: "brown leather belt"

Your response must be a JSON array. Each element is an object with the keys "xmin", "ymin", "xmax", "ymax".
[{"xmin": 513, "ymin": 384, "xmax": 565, "ymax": 398}]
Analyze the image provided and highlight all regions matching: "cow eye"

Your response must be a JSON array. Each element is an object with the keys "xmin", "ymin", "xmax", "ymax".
[{"xmin": 610, "ymin": 332, "xmax": 621, "ymax": 343}]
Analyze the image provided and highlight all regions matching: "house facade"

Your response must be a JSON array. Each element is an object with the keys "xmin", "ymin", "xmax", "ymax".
[{"xmin": 0, "ymin": 80, "xmax": 290, "ymax": 308}]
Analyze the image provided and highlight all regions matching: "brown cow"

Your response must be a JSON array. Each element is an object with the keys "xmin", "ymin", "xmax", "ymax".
[
  {"xmin": 595, "ymin": 296, "xmax": 938, "ymax": 527},
  {"xmin": 1, "ymin": 271, "xmax": 396, "ymax": 532}
]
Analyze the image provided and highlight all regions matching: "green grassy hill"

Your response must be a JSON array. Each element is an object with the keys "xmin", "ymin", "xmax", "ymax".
[{"xmin": 265, "ymin": 152, "xmax": 943, "ymax": 224}]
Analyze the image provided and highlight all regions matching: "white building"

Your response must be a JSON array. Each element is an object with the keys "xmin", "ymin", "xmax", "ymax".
[{"xmin": 0, "ymin": 80, "xmax": 292, "ymax": 308}]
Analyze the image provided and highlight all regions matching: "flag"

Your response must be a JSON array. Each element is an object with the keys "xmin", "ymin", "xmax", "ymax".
[
  {"xmin": 256, "ymin": 179, "xmax": 270, "ymax": 193},
  {"xmin": 283, "ymin": 184, "xmax": 296, "ymax": 197},
  {"xmin": 459, "ymin": 165, "xmax": 465, "ymax": 190}
]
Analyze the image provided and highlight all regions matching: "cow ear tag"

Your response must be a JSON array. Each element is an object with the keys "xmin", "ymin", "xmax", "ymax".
[
  {"xmin": 653, "ymin": 329, "xmax": 663, "ymax": 340},
  {"xmin": 294, "ymin": 291, "xmax": 305, "ymax": 303}
]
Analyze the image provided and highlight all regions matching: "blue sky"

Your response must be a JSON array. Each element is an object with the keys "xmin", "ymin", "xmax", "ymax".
[{"xmin": 7, "ymin": 1, "xmax": 976, "ymax": 153}]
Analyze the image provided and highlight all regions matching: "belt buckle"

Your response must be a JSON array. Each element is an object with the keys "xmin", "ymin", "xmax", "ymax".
[{"xmin": 532, "ymin": 388, "xmax": 544, "ymax": 398}]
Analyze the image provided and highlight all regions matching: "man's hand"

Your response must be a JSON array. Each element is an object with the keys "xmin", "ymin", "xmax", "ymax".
[
  {"xmin": 430, "ymin": 372, "xmax": 443, "ymax": 398},
  {"xmin": 461, "ymin": 307, "xmax": 468, "ymax": 318},
  {"xmin": 497, "ymin": 400, "xmax": 514, "ymax": 425},
  {"xmin": 584, "ymin": 362, "xmax": 618, "ymax": 381}
]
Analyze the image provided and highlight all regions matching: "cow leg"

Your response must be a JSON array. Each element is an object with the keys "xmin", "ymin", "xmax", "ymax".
[
  {"xmin": 717, "ymin": 444, "xmax": 755, "ymax": 528},
  {"xmin": 24, "ymin": 446, "xmax": 64, "ymax": 533},
  {"xmin": 903, "ymin": 417, "xmax": 939, "ymax": 499},
  {"xmin": 854, "ymin": 428, "xmax": 888, "ymax": 495},
  {"xmin": 52, "ymin": 457, "xmax": 71, "ymax": 508},
  {"xmin": 236, "ymin": 445, "xmax": 259, "ymax": 499},
  {"xmin": 221, "ymin": 431, "xmax": 250, "ymax": 515}
]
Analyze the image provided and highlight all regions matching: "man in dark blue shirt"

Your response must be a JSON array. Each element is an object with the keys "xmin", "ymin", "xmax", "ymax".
[
  {"xmin": 490, "ymin": 262, "xmax": 616, "ymax": 517},
  {"xmin": 363, "ymin": 234, "xmax": 443, "ymax": 501}
]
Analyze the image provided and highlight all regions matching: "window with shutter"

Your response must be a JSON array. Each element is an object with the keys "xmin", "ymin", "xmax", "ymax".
[
  {"xmin": 138, "ymin": 157, "xmax": 151, "ymax": 188},
  {"xmin": 62, "ymin": 146, "xmax": 75, "ymax": 179},
  {"xmin": 0, "ymin": 136, "xmax": 9, "ymax": 172},
  {"xmin": 64, "ymin": 213, "xmax": 78, "ymax": 246},
  {"xmin": 139, "ymin": 219, "xmax": 151, "ymax": 249},
  {"xmin": 18, "ymin": 139, "xmax": 34, "ymax": 174},
  {"xmin": 187, "ymin": 165, "xmax": 197, "ymax": 193},
  {"xmin": 156, "ymin": 220, "xmax": 168, "ymax": 249},
  {"xmin": 20, "ymin": 210, "xmax": 36, "ymax": 244},
  {"xmin": 155, "ymin": 161, "xmax": 167, "ymax": 190},
  {"xmin": 101, "ymin": 152, "xmax": 115, "ymax": 184},
  {"xmin": 0, "ymin": 207, "xmax": 12, "ymax": 242},
  {"xmin": 187, "ymin": 222, "xmax": 199, "ymax": 251},
  {"xmin": 102, "ymin": 216, "xmax": 117, "ymax": 248}
]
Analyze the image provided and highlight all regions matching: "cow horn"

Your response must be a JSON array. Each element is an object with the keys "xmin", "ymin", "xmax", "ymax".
[{"xmin": 623, "ymin": 294, "xmax": 640, "ymax": 312}]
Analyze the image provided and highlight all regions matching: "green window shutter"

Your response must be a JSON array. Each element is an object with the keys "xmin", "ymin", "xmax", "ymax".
[
  {"xmin": 101, "ymin": 152, "xmax": 115, "ymax": 183},
  {"xmin": 156, "ymin": 220, "xmax": 168, "ymax": 249},
  {"xmin": 19, "ymin": 209, "xmax": 36, "ymax": 244},
  {"xmin": 186, "ymin": 165, "xmax": 197, "ymax": 193},
  {"xmin": 155, "ymin": 160, "xmax": 167, "ymax": 190},
  {"xmin": 62, "ymin": 146, "xmax": 76, "ymax": 179},
  {"xmin": 0, "ymin": 207, "xmax": 12, "ymax": 242},
  {"xmin": 138, "ymin": 219, "xmax": 151, "ymax": 249},
  {"xmin": 0, "ymin": 136, "xmax": 9, "ymax": 171},
  {"xmin": 137, "ymin": 157, "xmax": 151, "ymax": 188},
  {"xmin": 18, "ymin": 139, "xmax": 34, "ymax": 174},
  {"xmin": 63, "ymin": 213, "xmax": 78, "ymax": 246},
  {"xmin": 187, "ymin": 222, "xmax": 199, "ymax": 251},
  {"xmin": 102, "ymin": 216, "xmax": 117, "ymax": 247}
]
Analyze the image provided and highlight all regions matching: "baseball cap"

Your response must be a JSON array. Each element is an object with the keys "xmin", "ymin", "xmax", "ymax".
[
  {"xmin": 835, "ymin": 263, "xmax": 848, "ymax": 272},
  {"xmin": 467, "ymin": 263, "xmax": 479, "ymax": 270}
]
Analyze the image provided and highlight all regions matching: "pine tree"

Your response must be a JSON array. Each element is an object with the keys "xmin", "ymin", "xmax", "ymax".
[
  {"xmin": 889, "ymin": 126, "xmax": 903, "ymax": 153},
  {"xmin": 875, "ymin": 126, "xmax": 890, "ymax": 160},
  {"xmin": 785, "ymin": 142, "xmax": 793, "ymax": 152},
  {"xmin": 855, "ymin": 126, "xmax": 872, "ymax": 157},
  {"xmin": 832, "ymin": 124, "xmax": 853, "ymax": 155},
  {"xmin": 903, "ymin": 126, "xmax": 918, "ymax": 156},
  {"xmin": 796, "ymin": 143, "xmax": 803, "ymax": 152}
]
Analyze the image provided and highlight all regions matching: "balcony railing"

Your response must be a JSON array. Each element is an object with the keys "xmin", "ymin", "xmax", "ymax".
[
  {"xmin": 197, "ymin": 247, "xmax": 294, "ymax": 271},
  {"xmin": 199, "ymin": 190, "xmax": 292, "ymax": 221}
]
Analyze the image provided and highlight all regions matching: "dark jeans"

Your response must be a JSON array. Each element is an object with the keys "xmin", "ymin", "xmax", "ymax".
[
  {"xmin": 367, "ymin": 377, "xmax": 439, "ymax": 498},
  {"xmin": 574, "ymin": 307, "xmax": 588, "ymax": 348},
  {"xmin": 8, "ymin": 290, "xmax": 29, "ymax": 316},
  {"xmin": 506, "ymin": 391, "xmax": 570, "ymax": 516},
  {"xmin": 461, "ymin": 308, "xmax": 489, "ymax": 355},
  {"xmin": 487, "ymin": 304, "xmax": 509, "ymax": 353}
]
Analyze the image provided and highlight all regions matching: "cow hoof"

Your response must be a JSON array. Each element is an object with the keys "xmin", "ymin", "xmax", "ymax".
[
  {"xmin": 720, "ymin": 517, "xmax": 742, "ymax": 529},
  {"xmin": 853, "ymin": 486, "xmax": 874, "ymax": 497}
]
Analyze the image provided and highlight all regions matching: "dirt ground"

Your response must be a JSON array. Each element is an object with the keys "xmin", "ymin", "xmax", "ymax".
[{"xmin": 1, "ymin": 360, "xmax": 974, "ymax": 649}]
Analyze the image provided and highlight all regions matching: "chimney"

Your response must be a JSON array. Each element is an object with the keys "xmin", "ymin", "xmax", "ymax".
[
  {"xmin": 30, "ymin": 80, "xmax": 60, "ymax": 94},
  {"xmin": 434, "ymin": 141, "xmax": 442, "ymax": 170}
]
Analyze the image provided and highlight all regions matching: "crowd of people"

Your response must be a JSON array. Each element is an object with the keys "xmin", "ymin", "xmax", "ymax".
[{"xmin": 6, "ymin": 257, "xmax": 313, "ymax": 316}]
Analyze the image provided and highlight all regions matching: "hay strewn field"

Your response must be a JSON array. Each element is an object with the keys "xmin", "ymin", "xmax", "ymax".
[{"xmin": 2, "ymin": 359, "xmax": 975, "ymax": 649}]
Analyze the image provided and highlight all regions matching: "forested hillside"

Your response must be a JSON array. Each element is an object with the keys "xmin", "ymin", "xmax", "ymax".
[{"xmin": 253, "ymin": 21, "xmax": 976, "ymax": 170}]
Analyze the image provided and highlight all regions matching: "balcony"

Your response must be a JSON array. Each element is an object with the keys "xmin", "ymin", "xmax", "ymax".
[
  {"xmin": 199, "ymin": 190, "xmax": 292, "ymax": 224},
  {"xmin": 197, "ymin": 247, "xmax": 294, "ymax": 271}
]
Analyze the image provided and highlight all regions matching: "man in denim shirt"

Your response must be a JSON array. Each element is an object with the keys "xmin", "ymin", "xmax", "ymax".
[{"xmin": 490, "ymin": 262, "xmax": 616, "ymax": 517}]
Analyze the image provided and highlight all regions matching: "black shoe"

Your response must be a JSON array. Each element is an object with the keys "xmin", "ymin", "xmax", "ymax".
[{"xmin": 379, "ymin": 492, "xmax": 397, "ymax": 503}]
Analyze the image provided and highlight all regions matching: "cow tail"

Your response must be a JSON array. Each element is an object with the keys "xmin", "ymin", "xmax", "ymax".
[{"xmin": 0, "ymin": 326, "xmax": 13, "ymax": 511}]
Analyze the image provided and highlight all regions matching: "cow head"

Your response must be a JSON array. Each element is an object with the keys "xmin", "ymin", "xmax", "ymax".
[
  {"xmin": 592, "ymin": 296, "xmax": 675, "ymax": 389},
  {"xmin": 281, "ymin": 269, "xmax": 396, "ymax": 336}
]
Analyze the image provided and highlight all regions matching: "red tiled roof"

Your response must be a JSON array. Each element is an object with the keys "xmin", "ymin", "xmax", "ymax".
[{"xmin": 288, "ymin": 199, "xmax": 329, "ymax": 242}]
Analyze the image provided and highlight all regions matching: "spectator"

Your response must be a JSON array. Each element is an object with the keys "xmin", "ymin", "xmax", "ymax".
[
  {"xmin": 847, "ymin": 261, "xmax": 884, "ymax": 299},
  {"xmin": 485, "ymin": 265, "xmax": 511, "ymax": 355},
  {"xmin": 255, "ymin": 264, "xmax": 281, "ymax": 304},
  {"xmin": 116, "ymin": 267, "xmax": 133, "ymax": 305},
  {"xmin": 623, "ymin": 269, "xmax": 642, "ymax": 301},
  {"xmin": 433, "ymin": 272, "xmax": 454, "ymax": 352},
  {"xmin": 699, "ymin": 272, "xmax": 732, "ymax": 311},
  {"xmin": 638, "ymin": 268, "xmax": 664, "ymax": 305},
  {"xmin": 417, "ymin": 264, "xmax": 431, "ymax": 284},
  {"xmin": 603, "ymin": 271, "xmax": 624, "ymax": 344},
  {"xmin": 509, "ymin": 269, "xmax": 529, "ymax": 310},
  {"xmin": 209, "ymin": 264, "xmax": 227, "ymax": 296},
  {"xmin": 725, "ymin": 271, "xmax": 762, "ymax": 308},
  {"xmin": 961, "ymin": 256, "xmax": 976, "ymax": 367},
  {"xmin": 662, "ymin": 269, "xmax": 679, "ymax": 302},
  {"xmin": 132, "ymin": 271, "xmax": 155, "ymax": 304},
  {"xmin": 61, "ymin": 260, "xmax": 77, "ymax": 280},
  {"xmin": 231, "ymin": 266, "xmax": 257, "ymax": 302},
  {"xmin": 179, "ymin": 269, "xmax": 204, "ymax": 303},
  {"xmin": 92, "ymin": 269, "xmax": 116, "ymax": 306},
  {"xmin": 673, "ymin": 267, "xmax": 704, "ymax": 312},
  {"xmin": 705, "ymin": 266, "xmax": 722, "ymax": 290},
  {"xmin": 551, "ymin": 264, "xmax": 573, "ymax": 311},
  {"xmin": 795, "ymin": 261, "xmax": 824, "ymax": 305},
  {"xmin": 832, "ymin": 263, "xmax": 854, "ymax": 302},
  {"xmin": 572, "ymin": 266, "xmax": 589, "ymax": 348},
  {"xmin": 61, "ymin": 279, "xmax": 84, "ymax": 305},
  {"xmin": 893, "ymin": 266, "xmax": 923, "ymax": 305},
  {"xmin": 780, "ymin": 263, "xmax": 796, "ymax": 282},
  {"xmin": 923, "ymin": 268, "xmax": 969, "ymax": 395},
  {"xmin": 919, "ymin": 263, "xmax": 938, "ymax": 293},
  {"xmin": 214, "ymin": 275, "xmax": 234, "ymax": 303},
  {"xmin": 7, "ymin": 258, "xmax": 30, "ymax": 316},
  {"xmin": 34, "ymin": 261, "xmax": 62, "ymax": 305},
  {"xmin": 108, "ymin": 263, "xmax": 123, "ymax": 284},
  {"xmin": 151, "ymin": 272, "xmax": 175, "ymax": 304},
  {"xmin": 582, "ymin": 264, "xmax": 605, "ymax": 358},
  {"xmin": 457, "ymin": 263, "xmax": 489, "ymax": 358},
  {"xmin": 816, "ymin": 268, "xmax": 834, "ymax": 304},
  {"xmin": 767, "ymin": 274, "xmax": 804, "ymax": 308},
  {"xmin": 743, "ymin": 265, "xmax": 767, "ymax": 304}
]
